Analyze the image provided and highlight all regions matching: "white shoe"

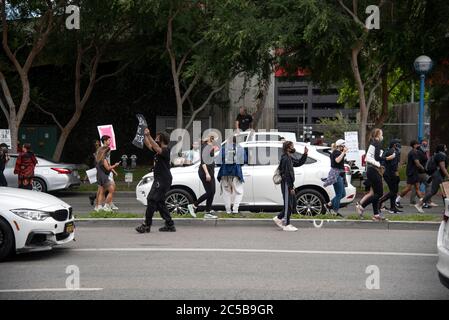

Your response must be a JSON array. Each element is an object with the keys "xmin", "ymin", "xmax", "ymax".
[
  {"xmin": 356, "ymin": 202, "xmax": 364, "ymax": 217},
  {"xmin": 94, "ymin": 205, "xmax": 102, "ymax": 212},
  {"xmin": 283, "ymin": 224, "xmax": 298, "ymax": 232},
  {"xmin": 204, "ymin": 213, "xmax": 218, "ymax": 219},
  {"xmin": 273, "ymin": 216, "xmax": 284, "ymax": 228},
  {"xmin": 110, "ymin": 202, "xmax": 119, "ymax": 210},
  {"xmin": 429, "ymin": 202, "xmax": 439, "ymax": 207},
  {"xmin": 102, "ymin": 204, "xmax": 113, "ymax": 212},
  {"xmin": 187, "ymin": 204, "xmax": 197, "ymax": 218},
  {"xmin": 415, "ymin": 203, "xmax": 424, "ymax": 213}
]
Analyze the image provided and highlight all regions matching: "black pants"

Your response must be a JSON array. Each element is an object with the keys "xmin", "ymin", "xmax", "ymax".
[
  {"xmin": 145, "ymin": 180, "xmax": 173, "ymax": 227},
  {"xmin": 422, "ymin": 172, "xmax": 443, "ymax": 204},
  {"xmin": 278, "ymin": 181, "xmax": 296, "ymax": 226},
  {"xmin": 0, "ymin": 170, "xmax": 7, "ymax": 187},
  {"xmin": 362, "ymin": 166, "xmax": 383, "ymax": 215},
  {"xmin": 196, "ymin": 170, "xmax": 215, "ymax": 212},
  {"xmin": 380, "ymin": 174, "xmax": 399, "ymax": 209}
]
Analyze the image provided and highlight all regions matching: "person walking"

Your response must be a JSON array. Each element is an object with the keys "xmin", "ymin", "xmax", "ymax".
[
  {"xmin": 378, "ymin": 139, "xmax": 403, "ymax": 214},
  {"xmin": 395, "ymin": 140, "xmax": 425, "ymax": 208},
  {"xmin": 187, "ymin": 134, "xmax": 218, "ymax": 219},
  {"xmin": 89, "ymin": 139, "xmax": 101, "ymax": 206},
  {"xmin": 410, "ymin": 139, "xmax": 431, "ymax": 206},
  {"xmin": 235, "ymin": 107, "xmax": 253, "ymax": 132},
  {"xmin": 95, "ymin": 146, "xmax": 120, "ymax": 212},
  {"xmin": 217, "ymin": 136, "xmax": 247, "ymax": 214},
  {"xmin": 323, "ymin": 139, "xmax": 347, "ymax": 218},
  {"xmin": 415, "ymin": 144, "xmax": 449, "ymax": 213},
  {"xmin": 136, "ymin": 129, "xmax": 176, "ymax": 233},
  {"xmin": 14, "ymin": 143, "xmax": 37, "ymax": 190},
  {"xmin": 273, "ymin": 142, "xmax": 308, "ymax": 231},
  {"xmin": 356, "ymin": 129, "xmax": 395, "ymax": 221},
  {"xmin": 0, "ymin": 143, "xmax": 10, "ymax": 187}
]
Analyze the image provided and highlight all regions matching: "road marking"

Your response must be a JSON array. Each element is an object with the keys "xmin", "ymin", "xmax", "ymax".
[
  {"xmin": 0, "ymin": 288, "xmax": 103, "ymax": 293},
  {"xmin": 69, "ymin": 248, "xmax": 438, "ymax": 257}
]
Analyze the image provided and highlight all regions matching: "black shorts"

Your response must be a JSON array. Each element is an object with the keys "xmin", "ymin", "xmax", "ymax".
[{"xmin": 406, "ymin": 174, "xmax": 419, "ymax": 185}]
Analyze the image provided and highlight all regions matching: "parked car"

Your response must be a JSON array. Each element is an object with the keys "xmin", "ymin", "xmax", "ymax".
[
  {"xmin": 3, "ymin": 154, "xmax": 81, "ymax": 192},
  {"xmin": 136, "ymin": 141, "xmax": 356, "ymax": 216},
  {"xmin": 0, "ymin": 187, "xmax": 75, "ymax": 261},
  {"xmin": 437, "ymin": 197, "xmax": 449, "ymax": 289},
  {"xmin": 241, "ymin": 131, "xmax": 297, "ymax": 142}
]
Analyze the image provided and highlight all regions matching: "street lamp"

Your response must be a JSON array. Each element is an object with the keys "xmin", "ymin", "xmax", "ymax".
[{"xmin": 414, "ymin": 55, "xmax": 433, "ymax": 142}]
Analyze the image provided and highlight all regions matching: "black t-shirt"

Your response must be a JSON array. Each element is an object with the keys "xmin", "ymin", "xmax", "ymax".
[
  {"xmin": 330, "ymin": 150, "xmax": 345, "ymax": 171},
  {"xmin": 154, "ymin": 147, "xmax": 172, "ymax": 182},
  {"xmin": 417, "ymin": 148, "xmax": 428, "ymax": 167},
  {"xmin": 384, "ymin": 147, "xmax": 399, "ymax": 176},
  {"xmin": 0, "ymin": 153, "xmax": 6, "ymax": 171},
  {"xmin": 406, "ymin": 149, "xmax": 419, "ymax": 177},
  {"xmin": 200, "ymin": 143, "xmax": 215, "ymax": 175},
  {"xmin": 236, "ymin": 114, "xmax": 253, "ymax": 131},
  {"xmin": 434, "ymin": 152, "xmax": 448, "ymax": 176}
]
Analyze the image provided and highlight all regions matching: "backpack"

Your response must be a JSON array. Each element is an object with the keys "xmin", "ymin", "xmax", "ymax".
[
  {"xmin": 273, "ymin": 166, "xmax": 282, "ymax": 185},
  {"xmin": 425, "ymin": 155, "xmax": 437, "ymax": 175}
]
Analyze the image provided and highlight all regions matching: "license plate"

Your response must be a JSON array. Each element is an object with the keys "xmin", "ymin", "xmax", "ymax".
[{"xmin": 65, "ymin": 222, "xmax": 75, "ymax": 234}]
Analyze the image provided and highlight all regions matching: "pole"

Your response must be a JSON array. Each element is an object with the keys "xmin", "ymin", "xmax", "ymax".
[{"xmin": 418, "ymin": 74, "xmax": 425, "ymax": 142}]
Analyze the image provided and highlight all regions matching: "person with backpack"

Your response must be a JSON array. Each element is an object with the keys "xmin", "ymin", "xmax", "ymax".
[
  {"xmin": 415, "ymin": 144, "xmax": 449, "ymax": 213},
  {"xmin": 272, "ymin": 142, "xmax": 308, "ymax": 231}
]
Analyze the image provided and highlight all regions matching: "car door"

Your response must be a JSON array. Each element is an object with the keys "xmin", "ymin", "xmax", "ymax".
[{"xmin": 3, "ymin": 155, "xmax": 18, "ymax": 187}]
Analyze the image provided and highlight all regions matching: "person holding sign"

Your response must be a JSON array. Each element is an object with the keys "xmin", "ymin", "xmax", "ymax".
[
  {"xmin": 95, "ymin": 146, "xmax": 120, "ymax": 212},
  {"xmin": 135, "ymin": 128, "xmax": 175, "ymax": 233}
]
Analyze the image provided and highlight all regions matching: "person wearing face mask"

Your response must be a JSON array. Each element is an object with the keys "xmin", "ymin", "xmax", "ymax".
[
  {"xmin": 415, "ymin": 144, "xmax": 449, "ymax": 213},
  {"xmin": 273, "ymin": 141, "xmax": 308, "ymax": 231},
  {"xmin": 356, "ymin": 129, "xmax": 395, "ymax": 221},
  {"xmin": 378, "ymin": 139, "xmax": 403, "ymax": 213},
  {"xmin": 410, "ymin": 139, "xmax": 431, "ymax": 206},
  {"xmin": 136, "ymin": 129, "xmax": 176, "ymax": 233},
  {"xmin": 322, "ymin": 139, "xmax": 347, "ymax": 218}
]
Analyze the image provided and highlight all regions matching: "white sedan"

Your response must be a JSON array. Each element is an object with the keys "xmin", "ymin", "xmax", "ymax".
[
  {"xmin": 0, "ymin": 187, "xmax": 75, "ymax": 261},
  {"xmin": 136, "ymin": 142, "xmax": 356, "ymax": 216},
  {"xmin": 437, "ymin": 198, "xmax": 449, "ymax": 289}
]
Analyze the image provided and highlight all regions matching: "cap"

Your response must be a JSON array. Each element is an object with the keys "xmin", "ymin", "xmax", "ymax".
[{"xmin": 335, "ymin": 139, "xmax": 346, "ymax": 147}]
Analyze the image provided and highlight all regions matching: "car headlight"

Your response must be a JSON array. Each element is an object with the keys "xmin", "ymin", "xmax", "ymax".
[
  {"xmin": 139, "ymin": 176, "xmax": 154, "ymax": 186},
  {"xmin": 10, "ymin": 209, "xmax": 51, "ymax": 221}
]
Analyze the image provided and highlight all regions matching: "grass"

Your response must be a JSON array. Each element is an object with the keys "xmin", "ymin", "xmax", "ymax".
[{"xmin": 78, "ymin": 211, "xmax": 442, "ymax": 222}]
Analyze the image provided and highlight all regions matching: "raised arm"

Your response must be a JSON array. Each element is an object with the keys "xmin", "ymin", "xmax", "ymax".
[{"xmin": 144, "ymin": 128, "xmax": 163, "ymax": 154}]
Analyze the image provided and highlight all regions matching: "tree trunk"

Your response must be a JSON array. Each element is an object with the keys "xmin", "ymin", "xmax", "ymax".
[
  {"xmin": 252, "ymin": 79, "xmax": 270, "ymax": 130},
  {"xmin": 52, "ymin": 111, "xmax": 81, "ymax": 162}
]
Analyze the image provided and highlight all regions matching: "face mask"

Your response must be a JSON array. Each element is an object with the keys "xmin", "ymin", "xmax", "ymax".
[{"xmin": 290, "ymin": 148, "xmax": 296, "ymax": 154}]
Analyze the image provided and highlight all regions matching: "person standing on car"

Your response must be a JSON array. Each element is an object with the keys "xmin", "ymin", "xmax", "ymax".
[
  {"xmin": 357, "ymin": 129, "xmax": 395, "ymax": 221},
  {"xmin": 273, "ymin": 142, "xmax": 308, "ymax": 231},
  {"xmin": 136, "ymin": 129, "xmax": 176, "ymax": 233},
  {"xmin": 395, "ymin": 140, "xmax": 425, "ymax": 208},
  {"xmin": 187, "ymin": 134, "xmax": 218, "ymax": 219},
  {"xmin": 323, "ymin": 139, "xmax": 347, "ymax": 218},
  {"xmin": 217, "ymin": 135, "xmax": 247, "ymax": 215},
  {"xmin": 95, "ymin": 146, "xmax": 120, "ymax": 212},
  {"xmin": 14, "ymin": 143, "xmax": 37, "ymax": 190},
  {"xmin": 378, "ymin": 139, "xmax": 403, "ymax": 214},
  {"xmin": 0, "ymin": 143, "xmax": 10, "ymax": 187},
  {"xmin": 415, "ymin": 144, "xmax": 449, "ymax": 213},
  {"xmin": 235, "ymin": 107, "xmax": 253, "ymax": 132}
]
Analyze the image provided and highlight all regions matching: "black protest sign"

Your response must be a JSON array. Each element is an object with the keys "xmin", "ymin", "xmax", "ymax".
[{"xmin": 132, "ymin": 114, "xmax": 148, "ymax": 149}]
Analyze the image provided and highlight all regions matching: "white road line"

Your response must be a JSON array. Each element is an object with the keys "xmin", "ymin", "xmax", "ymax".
[
  {"xmin": 69, "ymin": 247, "xmax": 438, "ymax": 257},
  {"xmin": 0, "ymin": 288, "xmax": 103, "ymax": 293}
]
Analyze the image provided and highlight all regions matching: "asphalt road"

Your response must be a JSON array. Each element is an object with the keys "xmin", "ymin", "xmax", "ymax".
[
  {"xmin": 56, "ymin": 191, "xmax": 445, "ymax": 217},
  {"xmin": 1, "ymin": 224, "xmax": 448, "ymax": 300}
]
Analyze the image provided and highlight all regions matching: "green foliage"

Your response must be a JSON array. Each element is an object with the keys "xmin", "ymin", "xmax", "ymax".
[{"xmin": 317, "ymin": 112, "xmax": 358, "ymax": 143}]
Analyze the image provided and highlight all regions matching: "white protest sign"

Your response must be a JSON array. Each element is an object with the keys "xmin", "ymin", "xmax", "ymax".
[
  {"xmin": 344, "ymin": 131, "xmax": 359, "ymax": 161},
  {"xmin": 0, "ymin": 129, "xmax": 11, "ymax": 149}
]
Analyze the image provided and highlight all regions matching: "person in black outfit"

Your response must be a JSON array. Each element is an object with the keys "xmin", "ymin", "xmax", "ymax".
[
  {"xmin": 379, "ymin": 139, "xmax": 403, "ymax": 213},
  {"xmin": 235, "ymin": 107, "xmax": 253, "ymax": 132},
  {"xmin": 136, "ymin": 129, "xmax": 175, "ymax": 233},
  {"xmin": 187, "ymin": 134, "xmax": 218, "ymax": 218},
  {"xmin": 272, "ymin": 142, "xmax": 308, "ymax": 231},
  {"xmin": 0, "ymin": 143, "xmax": 10, "ymax": 187}
]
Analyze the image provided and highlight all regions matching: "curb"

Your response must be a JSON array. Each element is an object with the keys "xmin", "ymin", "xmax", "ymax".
[{"xmin": 74, "ymin": 218, "xmax": 441, "ymax": 231}]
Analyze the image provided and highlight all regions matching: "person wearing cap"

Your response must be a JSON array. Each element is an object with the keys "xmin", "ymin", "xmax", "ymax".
[
  {"xmin": 322, "ymin": 139, "xmax": 347, "ymax": 217},
  {"xmin": 378, "ymin": 139, "xmax": 403, "ymax": 213},
  {"xmin": 395, "ymin": 140, "xmax": 425, "ymax": 208}
]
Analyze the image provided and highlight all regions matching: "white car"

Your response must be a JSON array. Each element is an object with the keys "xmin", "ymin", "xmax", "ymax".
[
  {"xmin": 0, "ymin": 187, "xmax": 75, "ymax": 261},
  {"xmin": 437, "ymin": 197, "xmax": 449, "ymax": 289},
  {"xmin": 136, "ymin": 141, "xmax": 356, "ymax": 216},
  {"xmin": 238, "ymin": 131, "xmax": 297, "ymax": 142}
]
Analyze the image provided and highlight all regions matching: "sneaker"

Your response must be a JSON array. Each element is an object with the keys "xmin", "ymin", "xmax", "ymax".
[
  {"xmin": 283, "ymin": 224, "xmax": 298, "ymax": 232},
  {"xmin": 429, "ymin": 202, "xmax": 439, "ymax": 207},
  {"xmin": 159, "ymin": 225, "xmax": 176, "ymax": 232},
  {"xmin": 110, "ymin": 202, "xmax": 119, "ymax": 210},
  {"xmin": 356, "ymin": 202, "xmax": 364, "ymax": 217},
  {"xmin": 273, "ymin": 216, "xmax": 284, "ymax": 228},
  {"xmin": 102, "ymin": 204, "xmax": 112, "ymax": 212},
  {"xmin": 204, "ymin": 213, "xmax": 218, "ymax": 219},
  {"xmin": 422, "ymin": 203, "xmax": 431, "ymax": 209},
  {"xmin": 387, "ymin": 208, "xmax": 402, "ymax": 214},
  {"xmin": 395, "ymin": 202, "xmax": 403, "ymax": 209},
  {"xmin": 94, "ymin": 205, "xmax": 102, "ymax": 212},
  {"xmin": 135, "ymin": 224, "xmax": 151, "ymax": 233},
  {"xmin": 415, "ymin": 203, "xmax": 424, "ymax": 213},
  {"xmin": 187, "ymin": 204, "xmax": 197, "ymax": 218},
  {"xmin": 372, "ymin": 215, "xmax": 387, "ymax": 222}
]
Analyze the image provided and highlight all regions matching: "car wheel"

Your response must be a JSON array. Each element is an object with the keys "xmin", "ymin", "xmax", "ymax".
[
  {"xmin": 0, "ymin": 219, "xmax": 15, "ymax": 262},
  {"xmin": 439, "ymin": 272, "xmax": 449, "ymax": 290},
  {"xmin": 165, "ymin": 189, "xmax": 194, "ymax": 216},
  {"xmin": 32, "ymin": 178, "xmax": 47, "ymax": 193},
  {"xmin": 295, "ymin": 189, "xmax": 326, "ymax": 216}
]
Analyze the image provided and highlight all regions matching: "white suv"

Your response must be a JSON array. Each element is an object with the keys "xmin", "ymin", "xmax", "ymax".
[{"xmin": 136, "ymin": 141, "xmax": 356, "ymax": 216}]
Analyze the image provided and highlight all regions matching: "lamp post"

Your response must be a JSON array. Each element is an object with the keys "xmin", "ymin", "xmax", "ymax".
[{"xmin": 413, "ymin": 55, "xmax": 433, "ymax": 142}]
